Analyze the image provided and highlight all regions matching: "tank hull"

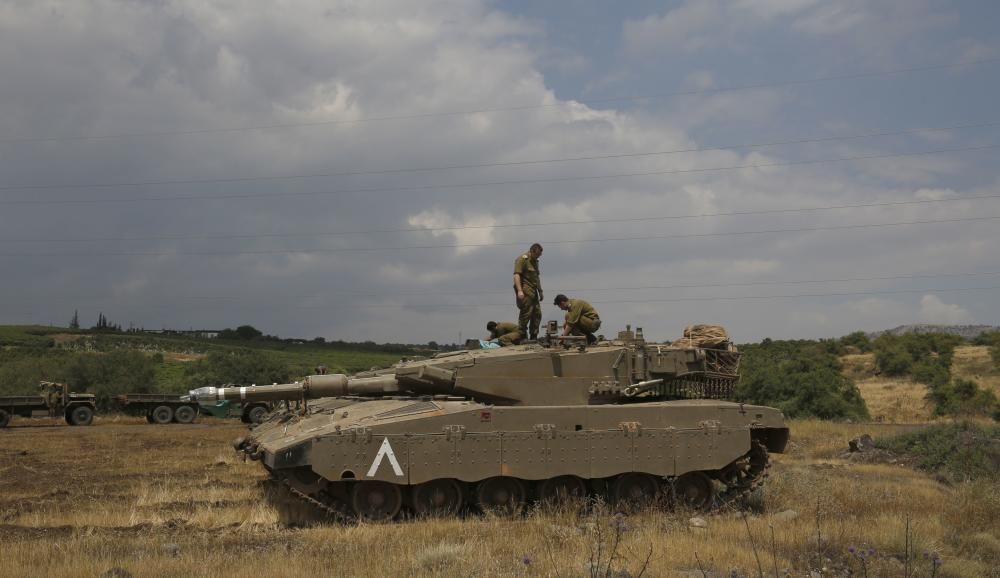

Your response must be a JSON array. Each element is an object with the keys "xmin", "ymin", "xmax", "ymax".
[{"xmin": 243, "ymin": 397, "xmax": 787, "ymax": 522}]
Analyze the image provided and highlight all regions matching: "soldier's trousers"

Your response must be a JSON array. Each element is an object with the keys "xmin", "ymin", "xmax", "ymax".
[
  {"xmin": 568, "ymin": 317, "xmax": 601, "ymax": 343},
  {"xmin": 516, "ymin": 290, "xmax": 541, "ymax": 339},
  {"xmin": 496, "ymin": 330, "xmax": 522, "ymax": 346}
]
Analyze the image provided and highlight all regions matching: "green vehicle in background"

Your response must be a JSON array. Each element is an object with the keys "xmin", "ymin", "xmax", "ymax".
[{"xmin": 198, "ymin": 398, "xmax": 271, "ymax": 424}]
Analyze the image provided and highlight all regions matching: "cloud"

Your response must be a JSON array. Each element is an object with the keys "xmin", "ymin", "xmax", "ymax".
[
  {"xmin": 918, "ymin": 295, "xmax": 973, "ymax": 325},
  {"xmin": 0, "ymin": 1, "xmax": 995, "ymax": 343}
]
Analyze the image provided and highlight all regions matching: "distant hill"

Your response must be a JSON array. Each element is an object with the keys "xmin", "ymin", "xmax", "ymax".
[{"xmin": 867, "ymin": 324, "xmax": 998, "ymax": 340}]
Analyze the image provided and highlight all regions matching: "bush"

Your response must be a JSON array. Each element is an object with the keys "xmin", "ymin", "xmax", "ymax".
[
  {"xmin": 872, "ymin": 332, "xmax": 965, "ymax": 378},
  {"xmin": 184, "ymin": 349, "xmax": 291, "ymax": 388},
  {"xmin": 874, "ymin": 343, "xmax": 912, "ymax": 376},
  {"xmin": 911, "ymin": 359, "xmax": 950, "ymax": 388},
  {"xmin": 928, "ymin": 378, "xmax": 1000, "ymax": 418},
  {"xmin": 839, "ymin": 331, "xmax": 872, "ymax": 353},
  {"xmin": 64, "ymin": 351, "xmax": 160, "ymax": 409},
  {"xmin": 738, "ymin": 339, "xmax": 869, "ymax": 420},
  {"xmin": 878, "ymin": 422, "xmax": 1000, "ymax": 482}
]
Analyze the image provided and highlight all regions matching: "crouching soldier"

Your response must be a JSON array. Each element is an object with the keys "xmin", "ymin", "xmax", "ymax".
[
  {"xmin": 486, "ymin": 321, "xmax": 521, "ymax": 346},
  {"xmin": 553, "ymin": 294, "xmax": 601, "ymax": 345}
]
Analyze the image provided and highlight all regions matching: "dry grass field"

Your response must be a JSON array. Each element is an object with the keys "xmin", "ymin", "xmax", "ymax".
[
  {"xmin": 2, "ymin": 416, "xmax": 997, "ymax": 578},
  {"xmin": 952, "ymin": 346, "xmax": 1000, "ymax": 399}
]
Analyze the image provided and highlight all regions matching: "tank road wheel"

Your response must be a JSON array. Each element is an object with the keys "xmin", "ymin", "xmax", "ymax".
[
  {"xmin": 476, "ymin": 477, "xmax": 526, "ymax": 515},
  {"xmin": 173, "ymin": 405, "xmax": 197, "ymax": 424},
  {"xmin": 66, "ymin": 405, "xmax": 94, "ymax": 426},
  {"xmin": 612, "ymin": 473, "xmax": 660, "ymax": 511},
  {"xmin": 538, "ymin": 475, "xmax": 587, "ymax": 504},
  {"xmin": 350, "ymin": 481, "xmax": 403, "ymax": 521},
  {"xmin": 0, "ymin": 409, "xmax": 10, "ymax": 428},
  {"xmin": 673, "ymin": 472, "xmax": 715, "ymax": 510},
  {"xmin": 247, "ymin": 405, "xmax": 269, "ymax": 424},
  {"xmin": 151, "ymin": 405, "xmax": 174, "ymax": 425},
  {"xmin": 412, "ymin": 479, "xmax": 464, "ymax": 517}
]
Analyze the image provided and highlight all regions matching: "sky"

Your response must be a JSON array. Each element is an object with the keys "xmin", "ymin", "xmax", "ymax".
[{"xmin": 0, "ymin": 0, "xmax": 998, "ymax": 344}]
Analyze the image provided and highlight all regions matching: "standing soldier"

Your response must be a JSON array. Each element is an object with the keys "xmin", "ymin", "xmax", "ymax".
[
  {"xmin": 486, "ymin": 321, "xmax": 521, "ymax": 346},
  {"xmin": 554, "ymin": 294, "xmax": 601, "ymax": 345},
  {"xmin": 513, "ymin": 243, "xmax": 543, "ymax": 341}
]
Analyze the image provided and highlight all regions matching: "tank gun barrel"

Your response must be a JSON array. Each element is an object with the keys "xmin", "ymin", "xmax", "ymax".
[{"xmin": 187, "ymin": 374, "xmax": 402, "ymax": 403}]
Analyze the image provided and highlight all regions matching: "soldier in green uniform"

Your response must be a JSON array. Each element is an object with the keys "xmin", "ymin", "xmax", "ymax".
[
  {"xmin": 486, "ymin": 321, "xmax": 521, "ymax": 346},
  {"xmin": 553, "ymin": 294, "xmax": 601, "ymax": 345},
  {"xmin": 513, "ymin": 243, "xmax": 543, "ymax": 341}
]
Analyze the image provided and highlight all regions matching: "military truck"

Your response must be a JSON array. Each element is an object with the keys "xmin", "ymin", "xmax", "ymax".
[
  {"xmin": 192, "ymin": 324, "xmax": 789, "ymax": 523},
  {"xmin": 0, "ymin": 382, "xmax": 96, "ymax": 428},
  {"xmin": 113, "ymin": 393, "xmax": 202, "ymax": 424}
]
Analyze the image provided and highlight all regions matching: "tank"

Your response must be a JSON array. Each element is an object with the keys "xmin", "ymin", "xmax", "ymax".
[{"xmin": 190, "ymin": 325, "xmax": 789, "ymax": 523}]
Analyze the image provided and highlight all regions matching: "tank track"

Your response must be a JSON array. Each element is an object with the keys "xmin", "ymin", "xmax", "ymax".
[
  {"xmin": 712, "ymin": 440, "xmax": 770, "ymax": 508},
  {"xmin": 264, "ymin": 475, "xmax": 348, "ymax": 525},
  {"xmin": 262, "ymin": 441, "xmax": 771, "ymax": 524}
]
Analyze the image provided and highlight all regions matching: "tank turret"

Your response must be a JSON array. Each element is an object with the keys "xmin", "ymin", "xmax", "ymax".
[
  {"xmin": 216, "ymin": 325, "xmax": 788, "ymax": 524},
  {"xmin": 190, "ymin": 325, "xmax": 741, "ymax": 408}
]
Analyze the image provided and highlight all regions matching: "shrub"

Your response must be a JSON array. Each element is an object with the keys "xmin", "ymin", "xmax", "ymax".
[
  {"xmin": 928, "ymin": 378, "xmax": 1000, "ymax": 418},
  {"xmin": 738, "ymin": 339, "xmax": 869, "ymax": 420},
  {"xmin": 872, "ymin": 332, "xmax": 964, "ymax": 378},
  {"xmin": 878, "ymin": 422, "xmax": 1000, "ymax": 482},
  {"xmin": 910, "ymin": 360, "xmax": 950, "ymax": 388},
  {"xmin": 64, "ymin": 350, "xmax": 160, "ymax": 408},
  {"xmin": 874, "ymin": 343, "xmax": 912, "ymax": 376},
  {"xmin": 184, "ymin": 349, "xmax": 291, "ymax": 388},
  {"xmin": 840, "ymin": 331, "xmax": 872, "ymax": 353}
]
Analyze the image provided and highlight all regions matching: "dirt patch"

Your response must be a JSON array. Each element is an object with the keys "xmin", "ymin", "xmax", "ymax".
[
  {"xmin": 164, "ymin": 352, "xmax": 207, "ymax": 362},
  {"xmin": 50, "ymin": 333, "xmax": 85, "ymax": 345}
]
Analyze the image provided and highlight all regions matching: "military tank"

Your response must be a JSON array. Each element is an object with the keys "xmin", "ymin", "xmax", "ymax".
[{"xmin": 190, "ymin": 324, "xmax": 788, "ymax": 523}]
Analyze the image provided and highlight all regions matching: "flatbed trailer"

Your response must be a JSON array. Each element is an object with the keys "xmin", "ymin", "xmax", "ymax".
[
  {"xmin": 113, "ymin": 393, "xmax": 200, "ymax": 424},
  {"xmin": 0, "ymin": 382, "xmax": 96, "ymax": 428}
]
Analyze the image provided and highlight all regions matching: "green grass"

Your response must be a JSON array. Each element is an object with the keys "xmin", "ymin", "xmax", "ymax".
[
  {"xmin": 0, "ymin": 325, "xmax": 409, "ymax": 395},
  {"xmin": 0, "ymin": 325, "xmax": 71, "ymax": 347}
]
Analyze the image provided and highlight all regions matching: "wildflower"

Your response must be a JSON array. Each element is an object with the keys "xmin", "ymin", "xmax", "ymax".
[{"xmin": 521, "ymin": 555, "xmax": 532, "ymax": 566}]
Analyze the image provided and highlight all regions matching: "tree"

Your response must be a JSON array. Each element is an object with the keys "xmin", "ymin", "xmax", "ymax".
[
  {"xmin": 218, "ymin": 325, "xmax": 264, "ymax": 341},
  {"xmin": 69, "ymin": 310, "xmax": 80, "ymax": 330}
]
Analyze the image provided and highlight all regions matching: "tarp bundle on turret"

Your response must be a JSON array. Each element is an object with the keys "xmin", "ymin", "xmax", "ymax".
[{"xmin": 671, "ymin": 325, "xmax": 731, "ymax": 349}]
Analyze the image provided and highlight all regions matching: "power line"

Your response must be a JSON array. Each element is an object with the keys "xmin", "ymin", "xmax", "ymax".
[
  {"xmin": 4, "ymin": 119, "xmax": 996, "ymax": 191},
  {"xmin": 0, "ymin": 214, "xmax": 994, "ymax": 257},
  {"xmin": 6, "ymin": 284, "xmax": 998, "ymax": 311},
  {"xmin": 3, "ymin": 192, "xmax": 998, "ymax": 243},
  {"xmin": 14, "ymin": 269, "xmax": 997, "ymax": 302},
  {"xmin": 3, "ymin": 143, "xmax": 997, "ymax": 205},
  {"xmin": 3, "ymin": 56, "xmax": 997, "ymax": 144}
]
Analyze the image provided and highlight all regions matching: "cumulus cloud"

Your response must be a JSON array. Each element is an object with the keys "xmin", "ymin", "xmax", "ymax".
[
  {"xmin": 0, "ymin": 0, "xmax": 995, "ymax": 343},
  {"xmin": 918, "ymin": 295, "xmax": 973, "ymax": 325}
]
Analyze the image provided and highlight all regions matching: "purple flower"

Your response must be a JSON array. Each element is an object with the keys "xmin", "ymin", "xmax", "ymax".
[
  {"xmin": 521, "ymin": 555, "xmax": 532, "ymax": 566},
  {"xmin": 848, "ymin": 546, "xmax": 857, "ymax": 554}
]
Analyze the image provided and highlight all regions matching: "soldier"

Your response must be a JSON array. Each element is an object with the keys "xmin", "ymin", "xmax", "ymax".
[
  {"xmin": 513, "ymin": 243, "xmax": 543, "ymax": 341},
  {"xmin": 486, "ymin": 321, "xmax": 521, "ymax": 346},
  {"xmin": 553, "ymin": 294, "xmax": 601, "ymax": 345}
]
